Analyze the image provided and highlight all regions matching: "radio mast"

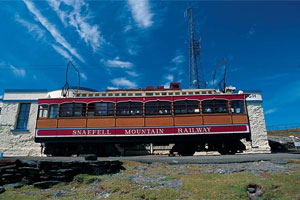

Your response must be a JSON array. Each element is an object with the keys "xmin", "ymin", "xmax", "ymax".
[{"xmin": 185, "ymin": 8, "xmax": 206, "ymax": 89}]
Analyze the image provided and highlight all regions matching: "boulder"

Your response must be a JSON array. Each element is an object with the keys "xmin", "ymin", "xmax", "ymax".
[
  {"xmin": 84, "ymin": 154, "xmax": 98, "ymax": 161},
  {"xmin": 0, "ymin": 187, "xmax": 5, "ymax": 194},
  {"xmin": 3, "ymin": 182, "xmax": 23, "ymax": 189},
  {"xmin": 17, "ymin": 159, "xmax": 38, "ymax": 168},
  {"xmin": 33, "ymin": 181, "xmax": 62, "ymax": 189}
]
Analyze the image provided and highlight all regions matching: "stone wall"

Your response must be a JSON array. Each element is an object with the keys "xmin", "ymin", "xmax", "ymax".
[
  {"xmin": 0, "ymin": 102, "xmax": 40, "ymax": 156},
  {"xmin": 245, "ymin": 102, "xmax": 271, "ymax": 153}
]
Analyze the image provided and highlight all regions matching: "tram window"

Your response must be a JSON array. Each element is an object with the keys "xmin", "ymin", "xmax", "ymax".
[
  {"xmin": 38, "ymin": 104, "xmax": 48, "ymax": 118},
  {"xmin": 116, "ymin": 102, "xmax": 143, "ymax": 116},
  {"xmin": 231, "ymin": 100, "xmax": 245, "ymax": 114},
  {"xmin": 174, "ymin": 100, "xmax": 199, "ymax": 114},
  {"xmin": 202, "ymin": 100, "xmax": 228, "ymax": 113},
  {"xmin": 115, "ymin": 93, "xmax": 120, "ymax": 96},
  {"xmin": 49, "ymin": 104, "xmax": 58, "ymax": 118},
  {"xmin": 60, "ymin": 103, "xmax": 86, "ymax": 117},
  {"xmin": 135, "ymin": 93, "xmax": 142, "ymax": 96},
  {"xmin": 182, "ymin": 92, "xmax": 186, "ymax": 95},
  {"xmin": 88, "ymin": 102, "xmax": 114, "ymax": 116},
  {"xmin": 145, "ymin": 101, "xmax": 171, "ymax": 115},
  {"xmin": 108, "ymin": 93, "xmax": 113, "ymax": 96},
  {"xmin": 175, "ymin": 92, "xmax": 180, "ymax": 95},
  {"xmin": 128, "ymin": 93, "xmax": 133, "ymax": 96},
  {"xmin": 121, "ymin": 93, "xmax": 126, "ymax": 96}
]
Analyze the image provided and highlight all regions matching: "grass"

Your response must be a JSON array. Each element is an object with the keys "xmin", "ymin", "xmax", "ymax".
[
  {"xmin": 1, "ymin": 160, "xmax": 300, "ymax": 200},
  {"xmin": 268, "ymin": 128, "xmax": 300, "ymax": 137}
]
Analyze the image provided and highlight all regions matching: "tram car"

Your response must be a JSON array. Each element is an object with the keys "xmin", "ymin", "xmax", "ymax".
[{"xmin": 35, "ymin": 83, "xmax": 250, "ymax": 156}]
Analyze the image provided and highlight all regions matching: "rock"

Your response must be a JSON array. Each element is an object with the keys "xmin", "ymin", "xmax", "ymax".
[
  {"xmin": 38, "ymin": 161, "xmax": 62, "ymax": 170},
  {"xmin": 0, "ymin": 187, "xmax": 5, "ymax": 194},
  {"xmin": 3, "ymin": 182, "xmax": 23, "ymax": 189},
  {"xmin": 0, "ymin": 165, "xmax": 17, "ymax": 172},
  {"xmin": 18, "ymin": 167, "xmax": 39, "ymax": 174},
  {"xmin": 17, "ymin": 159, "xmax": 38, "ymax": 168},
  {"xmin": 247, "ymin": 184, "xmax": 263, "ymax": 200},
  {"xmin": 33, "ymin": 181, "xmax": 62, "ymax": 189},
  {"xmin": 247, "ymin": 187, "xmax": 256, "ymax": 193},
  {"xmin": 95, "ymin": 192, "xmax": 110, "ymax": 199},
  {"xmin": 84, "ymin": 154, "xmax": 98, "ymax": 161},
  {"xmin": 53, "ymin": 189, "xmax": 71, "ymax": 198},
  {"xmin": 0, "ymin": 159, "xmax": 17, "ymax": 167},
  {"xmin": 216, "ymin": 168, "xmax": 225, "ymax": 174}
]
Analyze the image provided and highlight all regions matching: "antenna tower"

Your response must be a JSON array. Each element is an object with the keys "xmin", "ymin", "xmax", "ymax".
[{"xmin": 185, "ymin": 8, "xmax": 206, "ymax": 89}]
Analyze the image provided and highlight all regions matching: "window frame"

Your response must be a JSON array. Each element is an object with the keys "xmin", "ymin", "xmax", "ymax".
[
  {"xmin": 116, "ymin": 101, "xmax": 143, "ymax": 116},
  {"xmin": 145, "ymin": 101, "xmax": 172, "ymax": 115},
  {"xmin": 16, "ymin": 103, "xmax": 31, "ymax": 130},
  {"xmin": 59, "ymin": 103, "xmax": 87, "ymax": 117},
  {"xmin": 88, "ymin": 102, "xmax": 115, "ymax": 117},
  {"xmin": 230, "ymin": 100, "xmax": 246, "ymax": 114},
  {"xmin": 202, "ymin": 99, "xmax": 229, "ymax": 114},
  {"xmin": 174, "ymin": 100, "xmax": 200, "ymax": 115}
]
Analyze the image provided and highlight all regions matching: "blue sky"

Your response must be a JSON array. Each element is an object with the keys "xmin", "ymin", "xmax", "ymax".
[{"xmin": 0, "ymin": 0, "xmax": 299, "ymax": 127}]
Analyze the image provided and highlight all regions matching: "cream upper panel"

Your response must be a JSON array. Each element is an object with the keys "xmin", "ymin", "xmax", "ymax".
[{"xmin": 75, "ymin": 89, "xmax": 216, "ymax": 98}]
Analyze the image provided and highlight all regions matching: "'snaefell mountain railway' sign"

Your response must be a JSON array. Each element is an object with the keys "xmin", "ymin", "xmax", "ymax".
[{"xmin": 36, "ymin": 124, "xmax": 249, "ymax": 137}]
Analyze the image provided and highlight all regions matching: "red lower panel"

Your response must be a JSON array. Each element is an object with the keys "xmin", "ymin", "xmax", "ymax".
[{"xmin": 36, "ymin": 125, "xmax": 249, "ymax": 137}]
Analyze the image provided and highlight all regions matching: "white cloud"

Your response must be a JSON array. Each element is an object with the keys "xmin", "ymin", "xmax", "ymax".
[
  {"xmin": 127, "ymin": 0, "xmax": 153, "ymax": 28},
  {"xmin": 126, "ymin": 71, "xmax": 138, "ymax": 77},
  {"xmin": 265, "ymin": 108, "xmax": 277, "ymax": 115},
  {"xmin": 48, "ymin": 0, "xmax": 103, "ymax": 52},
  {"xmin": 126, "ymin": 38, "xmax": 140, "ymax": 56},
  {"xmin": 10, "ymin": 65, "xmax": 26, "ymax": 77},
  {"xmin": 23, "ymin": 0, "xmax": 84, "ymax": 63},
  {"xmin": 124, "ymin": 25, "xmax": 132, "ymax": 33},
  {"xmin": 163, "ymin": 74, "xmax": 174, "ymax": 88},
  {"xmin": 105, "ymin": 57, "xmax": 133, "ymax": 69},
  {"xmin": 111, "ymin": 77, "xmax": 137, "ymax": 88},
  {"xmin": 171, "ymin": 55, "xmax": 185, "ymax": 65},
  {"xmin": 247, "ymin": 24, "xmax": 256, "ymax": 38},
  {"xmin": 15, "ymin": 14, "xmax": 45, "ymax": 39},
  {"xmin": 165, "ymin": 74, "xmax": 174, "ymax": 82},
  {"xmin": 107, "ymin": 86, "xmax": 118, "ymax": 90},
  {"xmin": 52, "ymin": 44, "xmax": 72, "ymax": 61},
  {"xmin": 80, "ymin": 73, "xmax": 87, "ymax": 81}
]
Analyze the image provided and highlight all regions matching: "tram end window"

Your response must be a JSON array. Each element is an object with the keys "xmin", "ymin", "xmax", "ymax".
[
  {"xmin": 38, "ymin": 104, "xmax": 49, "ymax": 118},
  {"xmin": 231, "ymin": 100, "xmax": 245, "ymax": 114}
]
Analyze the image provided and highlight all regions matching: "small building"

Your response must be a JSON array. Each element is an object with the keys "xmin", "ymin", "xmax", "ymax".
[
  {"xmin": 0, "ymin": 85, "xmax": 270, "ymax": 156},
  {"xmin": 0, "ymin": 88, "xmax": 96, "ymax": 156}
]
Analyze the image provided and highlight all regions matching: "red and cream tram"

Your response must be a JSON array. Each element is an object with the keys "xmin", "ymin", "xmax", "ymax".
[{"xmin": 35, "ymin": 83, "xmax": 250, "ymax": 156}]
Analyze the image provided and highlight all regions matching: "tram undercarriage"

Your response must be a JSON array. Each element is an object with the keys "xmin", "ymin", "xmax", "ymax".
[{"xmin": 41, "ymin": 134, "xmax": 248, "ymax": 157}]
